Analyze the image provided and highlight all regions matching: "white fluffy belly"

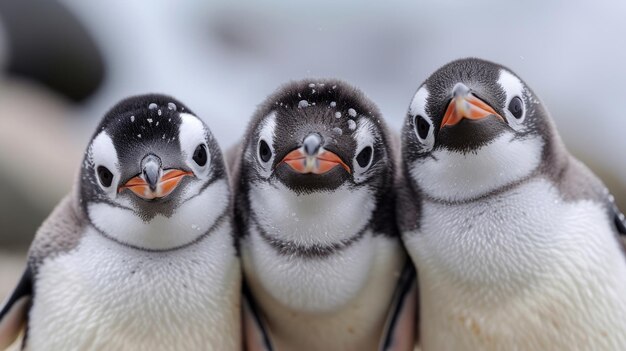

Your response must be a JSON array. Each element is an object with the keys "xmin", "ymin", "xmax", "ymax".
[
  {"xmin": 404, "ymin": 179, "xmax": 626, "ymax": 351},
  {"xmin": 243, "ymin": 233, "xmax": 405, "ymax": 351},
  {"xmin": 27, "ymin": 225, "xmax": 241, "ymax": 351}
]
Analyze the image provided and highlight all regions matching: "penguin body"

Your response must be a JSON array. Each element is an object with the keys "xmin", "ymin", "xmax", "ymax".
[
  {"xmin": 399, "ymin": 58, "xmax": 626, "ymax": 350},
  {"xmin": 0, "ymin": 94, "xmax": 241, "ymax": 350},
  {"xmin": 231, "ymin": 80, "xmax": 415, "ymax": 351}
]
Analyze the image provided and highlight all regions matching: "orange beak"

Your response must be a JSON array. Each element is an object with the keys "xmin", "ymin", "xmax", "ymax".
[
  {"xmin": 442, "ymin": 83, "xmax": 504, "ymax": 128},
  {"xmin": 280, "ymin": 149, "xmax": 351, "ymax": 174},
  {"xmin": 118, "ymin": 169, "xmax": 193, "ymax": 200}
]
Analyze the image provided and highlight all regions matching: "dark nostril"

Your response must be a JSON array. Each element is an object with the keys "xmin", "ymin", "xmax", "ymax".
[{"xmin": 303, "ymin": 133, "xmax": 323, "ymax": 156}]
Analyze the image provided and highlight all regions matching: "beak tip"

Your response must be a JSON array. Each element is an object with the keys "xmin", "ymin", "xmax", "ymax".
[
  {"xmin": 143, "ymin": 171, "xmax": 159, "ymax": 191},
  {"xmin": 142, "ymin": 160, "xmax": 161, "ymax": 191}
]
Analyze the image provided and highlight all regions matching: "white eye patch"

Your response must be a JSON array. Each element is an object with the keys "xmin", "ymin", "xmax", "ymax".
[
  {"xmin": 498, "ymin": 69, "xmax": 524, "ymax": 102},
  {"xmin": 254, "ymin": 111, "xmax": 277, "ymax": 179},
  {"xmin": 498, "ymin": 69, "xmax": 527, "ymax": 128},
  {"xmin": 352, "ymin": 118, "xmax": 378, "ymax": 183},
  {"xmin": 89, "ymin": 131, "xmax": 120, "ymax": 196},
  {"xmin": 179, "ymin": 113, "xmax": 210, "ymax": 179},
  {"xmin": 408, "ymin": 86, "xmax": 435, "ymax": 150},
  {"xmin": 409, "ymin": 85, "xmax": 429, "ymax": 119}
]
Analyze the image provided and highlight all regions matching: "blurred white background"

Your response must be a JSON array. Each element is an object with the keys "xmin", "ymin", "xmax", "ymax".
[{"xmin": 0, "ymin": 0, "xmax": 624, "ymax": 297}]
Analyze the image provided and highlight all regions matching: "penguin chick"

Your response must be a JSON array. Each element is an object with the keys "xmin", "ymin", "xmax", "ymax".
[
  {"xmin": 0, "ymin": 94, "xmax": 241, "ymax": 350},
  {"xmin": 399, "ymin": 58, "xmax": 626, "ymax": 351},
  {"xmin": 231, "ymin": 79, "xmax": 416, "ymax": 351}
]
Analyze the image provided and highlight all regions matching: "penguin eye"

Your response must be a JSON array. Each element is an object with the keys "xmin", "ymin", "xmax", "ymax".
[
  {"xmin": 508, "ymin": 96, "xmax": 524, "ymax": 119},
  {"xmin": 414, "ymin": 115, "xmax": 431, "ymax": 140},
  {"xmin": 193, "ymin": 144, "xmax": 208, "ymax": 166},
  {"xmin": 258, "ymin": 140, "xmax": 272, "ymax": 163},
  {"xmin": 97, "ymin": 166, "xmax": 113, "ymax": 188},
  {"xmin": 356, "ymin": 146, "xmax": 373, "ymax": 168}
]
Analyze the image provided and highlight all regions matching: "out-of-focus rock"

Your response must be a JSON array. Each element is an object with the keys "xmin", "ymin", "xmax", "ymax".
[
  {"xmin": 0, "ymin": 0, "xmax": 105, "ymax": 102},
  {"xmin": 0, "ymin": 78, "xmax": 81, "ymax": 247}
]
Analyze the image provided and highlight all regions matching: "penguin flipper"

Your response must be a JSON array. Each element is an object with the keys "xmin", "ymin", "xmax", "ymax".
[
  {"xmin": 609, "ymin": 197, "xmax": 626, "ymax": 235},
  {"xmin": 0, "ymin": 267, "xmax": 32, "ymax": 350},
  {"xmin": 28, "ymin": 194, "xmax": 86, "ymax": 272},
  {"xmin": 0, "ymin": 194, "xmax": 84, "ymax": 349},
  {"xmin": 242, "ymin": 284, "xmax": 274, "ymax": 351},
  {"xmin": 558, "ymin": 157, "xmax": 625, "ymax": 239},
  {"xmin": 378, "ymin": 262, "xmax": 418, "ymax": 351}
]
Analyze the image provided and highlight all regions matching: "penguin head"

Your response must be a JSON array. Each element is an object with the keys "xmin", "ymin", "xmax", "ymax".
[
  {"xmin": 79, "ymin": 94, "xmax": 228, "ymax": 250},
  {"xmin": 403, "ymin": 58, "xmax": 556, "ymax": 202},
  {"xmin": 237, "ymin": 80, "xmax": 396, "ymax": 259},
  {"xmin": 242, "ymin": 79, "xmax": 393, "ymax": 197}
]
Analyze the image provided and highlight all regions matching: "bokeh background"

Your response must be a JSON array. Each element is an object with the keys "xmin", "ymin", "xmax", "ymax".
[{"xmin": 0, "ymin": 0, "xmax": 624, "ymax": 313}]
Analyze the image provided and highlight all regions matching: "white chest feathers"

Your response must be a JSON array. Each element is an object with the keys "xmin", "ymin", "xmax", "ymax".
[
  {"xmin": 28, "ymin": 223, "xmax": 241, "ymax": 351},
  {"xmin": 245, "ymin": 182, "xmax": 379, "ymax": 311},
  {"xmin": 243, "ymin": 234, "xmax": 404, "ymax": 351},
  {"xmin": 242, "ymin": 182, "xmax": 405, "ymax": 350},
  {"xmin": 248, "ymin": 182, "xmax": 376, "ymax": 246},
  {"xmin": 242, "ymin": 182, "xmax": 377, "ymax": 311},
  {"xmin": 404, "ymin": 179, "xmax": 626, "ymax": 350}
]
